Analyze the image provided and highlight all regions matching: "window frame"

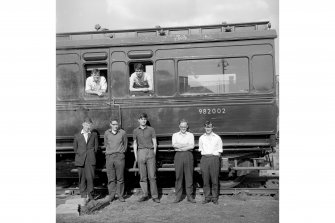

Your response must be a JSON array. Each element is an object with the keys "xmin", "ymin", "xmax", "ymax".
[
  {"xmin": 250, "ymin": 54, "xmax": 275, "ymax": 93},
  {"xmin": 128, "ymin": 60, "xmax": 155, "ymax": 98},
  {"xmin": 82, "ymin": 62, "xmax": 110, "ymax": 100},
  {"xmin": 177, "ymin": 56, "xmax": 250, "ymax": 96},
  {"xmin": 155, "ymin": 59, "xmax": 177, "ymax": 97}
]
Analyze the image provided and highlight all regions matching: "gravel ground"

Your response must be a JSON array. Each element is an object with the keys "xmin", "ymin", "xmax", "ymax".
[{"xmin": 56, "ymin": 193, "xmax": 278, "ymax": 223}]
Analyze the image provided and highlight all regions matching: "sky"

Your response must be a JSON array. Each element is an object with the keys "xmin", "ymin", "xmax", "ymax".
[
  {"xmin": 57, "ymin": 0, "xmax": 279, "ymax": 72},
  {"xmin": 4, "ymin": 1, "xmax": 335, "ymax": 222},
  {"xmin": 56, "ymin": 0, "xmax": 279, "ymax": 33}
]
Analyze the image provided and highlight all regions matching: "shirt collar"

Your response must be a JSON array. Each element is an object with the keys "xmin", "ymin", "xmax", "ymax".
[
  {"xmin": 93, "ymin": 76, "xmax": 100, "ymax": 83},
  {"xmin": 138, "ymin": 125, "xmax": 147, "ymax": 130},
  {"xmin": 109, "ymin": 128, "xmax": 118, "ymax": 135},
  {"xmin": 203, "ymin": 132, "xmax": 214, "ymax": 137},
  {"xmin": 179, "ymin": 131, "xmax": 188, "ymax": 135},
  {"xmin": 81, "ymin": 129, "xmax": 91, "ymax": 134}
]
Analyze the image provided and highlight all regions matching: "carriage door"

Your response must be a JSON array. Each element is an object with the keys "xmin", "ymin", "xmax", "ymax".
[
  {"xmin": 81, "ymin": 49, "xmax": 116, "ymax": 130},
  {"xmin": 110, "ymin": 50, "xmax": 128, "ymax": 125}
]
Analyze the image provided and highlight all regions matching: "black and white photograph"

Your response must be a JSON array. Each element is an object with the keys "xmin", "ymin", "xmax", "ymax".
[
  {"xmin": 4, "ymin": 0, "xmax": 335, "ymax": 223},
  {"xmin": 55, "ymin": 0, "xmax": 279, "ymax": 222}
]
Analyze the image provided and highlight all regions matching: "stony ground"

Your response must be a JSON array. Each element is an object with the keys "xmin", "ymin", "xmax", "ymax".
[{"xmin": 56, "ymin": 192, "xmax": 279, "ymax": 223}]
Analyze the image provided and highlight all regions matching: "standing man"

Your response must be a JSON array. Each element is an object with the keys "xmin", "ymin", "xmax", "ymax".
[
  {"xmin": 73, "ymin": 117, "xmax": 99, "ymax": 202},
  {"xmin": 104, "ymin": 119, "xmax": 128, "ymax": 203},
  {"xmin": 172, "ymin": 119, "xmax": 196, "ymax": 203},
  {"xmin": 133, "ymin": 113, "xmax": 160, "ymax": 203},
  {"xmin": 199, "ymin": 121, "xmax": 223, "ymax": 205}
]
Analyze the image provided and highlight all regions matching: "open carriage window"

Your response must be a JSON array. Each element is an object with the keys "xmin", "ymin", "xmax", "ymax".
[
  {"xmin": 84, "ymin": 63, "xmax": 108, "ymax": 97},
  {"xmin": 128, "ymin": 61, "xmax": 154, "ymax": 96}
]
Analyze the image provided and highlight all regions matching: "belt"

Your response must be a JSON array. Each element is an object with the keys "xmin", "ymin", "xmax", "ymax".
[
  {"xmin": 202, "ymin": 154, "xmax": 219, "ymax": 157},
  {"xmin": 106, "ymin": 152, "xmax": 124, "ymax": 155}
]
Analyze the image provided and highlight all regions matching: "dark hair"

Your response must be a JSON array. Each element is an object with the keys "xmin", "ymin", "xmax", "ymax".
[
  {"xmin": 92, "ymin": 69, "xmax": 100, "ymax": 74},
  {"xmin": 134, "ymin": 63, "xmax": 144, "ymax": 70},
  {"xmin": 109, "ymin": 118, "xmax": 119, "ymax": 124},
  {"xmin": 204, "ymin": 120, "xmax": 213, "ymax": 127},
  {"xmin": 138, "ymin": 113, "xmax": 148, "ymax": 119},
  {"xmin": 179, "ymin": 119, "xmax": 188, "ymax": 125},
  {"xmin": 83, "ymin": 117, "xmax": 93, "ymax": 124}
]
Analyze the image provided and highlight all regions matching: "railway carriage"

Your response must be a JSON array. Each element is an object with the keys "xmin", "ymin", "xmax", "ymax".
[{"xmin": 56, "ymin": 21, "xmax": 278, "ymax": 188}]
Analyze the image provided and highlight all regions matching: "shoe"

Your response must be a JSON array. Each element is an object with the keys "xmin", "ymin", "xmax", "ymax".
[
  {"xmin": 88, "ymin": 194, "xmax": 94, "ymax": 201},
  {"xmin": 106, "ymin": 195, "xmax": 115, "ymax": 203},
  {"xmin": 202, "ymin": 199, "xmax": 211, "ymax": 204},
  {"xmin": 172, "ymin": 198, "xmax": 181, "ymax": 203},
  {"xmin": 118, "ymin": 197, "xmax": 125, "ymax": 202},
  {"xmin": 152, "ymin": 198, "xmax": 160, "ymax": 203},
  {"xmin": 212, "ymin": 199, "xmax": 219, "ymax": 205},
  {"xmin": 138, "ymin": 196, "xmax": 149, "ymax": 202},
  {"xmin": 187, "ymin": 197, "xmax": 196, "ymax": 203},
  {"xmin": 85, "ymin": 197, "xmax": 92, "ymax": 204}
]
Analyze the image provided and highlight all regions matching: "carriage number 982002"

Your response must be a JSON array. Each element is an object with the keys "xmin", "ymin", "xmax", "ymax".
[{"xmin": 198, "ymin": 108, "xmax": 226, "ymax": 115}]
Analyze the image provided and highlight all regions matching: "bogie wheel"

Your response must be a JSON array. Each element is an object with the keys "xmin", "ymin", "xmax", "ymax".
[
  {"xmin": 219, "ymin": 175, "xmax": 246, "ymax": 188},
  {"xmin": 219, "ymin": 159, "xmax": 254, "ymax": 189}
]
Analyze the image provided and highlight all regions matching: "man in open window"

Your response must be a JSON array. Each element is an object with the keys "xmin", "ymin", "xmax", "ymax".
[
  {"xmin": 129, "ymin": 63, "xmax": 153, "ymax": 92},
  {"xmin": 85, "ymin": 69, "xmax": 107, "ymax": 96}
]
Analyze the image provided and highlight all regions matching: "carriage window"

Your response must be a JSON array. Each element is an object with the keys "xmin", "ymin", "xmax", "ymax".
[
  {"xmin": 178, "ymin": 58, "xmax": 249, "ymax": 95},
  {"xmin": 57, "ymin": 63, "xmax": 81, "ymax": 100},
  {"xmin": 129, "ymin": 61, "xmax": 154, "ymax": 96},
  {"xmin": 251, "ymin": 55, "xmax": 274, "ymax": 92},
  {"xmin": 84, "ymin": 64, "xmax": 108, "ymax": 97},
  {"xmin": 156, "ymin": 60, "xmax": 176, "ymax": 96}
]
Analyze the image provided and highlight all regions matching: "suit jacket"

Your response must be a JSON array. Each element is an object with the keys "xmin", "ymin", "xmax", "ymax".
[{"xmin": 73, "ymin": 131, "xmax": 99, "ymax": 166}]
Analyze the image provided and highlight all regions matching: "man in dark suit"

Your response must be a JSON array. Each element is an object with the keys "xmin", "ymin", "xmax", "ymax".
[{"xmin": 73, "ymin": 117, "xmax": 99, "ymax": 201}]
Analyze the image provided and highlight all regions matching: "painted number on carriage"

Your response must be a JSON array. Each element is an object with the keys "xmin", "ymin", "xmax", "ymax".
[{"xmin": 198, "ymin": 108, "xmax": 226, "ymax": 115}]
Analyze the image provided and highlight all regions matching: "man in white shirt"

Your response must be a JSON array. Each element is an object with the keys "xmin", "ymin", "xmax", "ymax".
[
  {"xmin": 129, "ymin": 63, "xmax": 153, "ymax": 92},
  {"xmin": 198, "ymin": 121, "xmax": 223, "ymax": 205},
  {"xmin": 172, "ymin": 119, "xmax": 196, "ymax": 203},
  {"xmin": 85, "ymin": 69, "xmax": 107, "ymax": 96}
]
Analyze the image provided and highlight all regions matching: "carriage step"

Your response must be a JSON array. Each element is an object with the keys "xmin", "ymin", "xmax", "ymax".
[
  {"xmin": 70, "ymin": 168, "xmax": 104, "ymax": 173},
  {"xmin": 231, "ymin": 167, "xmax": 271, "ymax": 170},
  {"xmin": 71, "ymin": 166, "xmax": 270, "ymax": 173}
]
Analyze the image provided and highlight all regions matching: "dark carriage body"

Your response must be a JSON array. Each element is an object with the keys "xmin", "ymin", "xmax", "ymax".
[{"xmin": 56, "ymin": 22, "xmax": 278, "ymax": 186}]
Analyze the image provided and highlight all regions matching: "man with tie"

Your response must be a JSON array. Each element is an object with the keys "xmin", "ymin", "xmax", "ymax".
[{"xmin": 73, "ymin": 117, "xmax": 99, "ymax": 202}]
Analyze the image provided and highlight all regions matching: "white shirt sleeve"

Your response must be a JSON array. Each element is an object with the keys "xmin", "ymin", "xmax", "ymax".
[
  {"xmin": 144, "ymin": 72, "xmax": 153, "ymax": 91},
  {"xmin": 172, "ymin": 133, "xmax": 177, "ymax": 147},
  {"xmin": 129, "ymin": 73, "xmax": 135, "ymax": 91},
  {"xmin": 216, "ymin": 135, "xmax": 223, "ymax": 153},
  {"xmin": 198, "ymin": 135, "xmax": 203, "ymax": 152},
  {"xmin": 85, "ymin": 77, "xmax": 92, "ymax": 91},
  {"xmin": 188, "ymin": 133, "xmax": 195, "ymax": 148},
  {"xmin": 100, "ymin": 76, "xmax": 107, "ymax": 92}
]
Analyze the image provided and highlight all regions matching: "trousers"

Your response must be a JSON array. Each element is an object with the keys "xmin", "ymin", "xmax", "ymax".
[
  {"xmin": 77, "ymin": 163, "xmax": 95, "ymax": 199},
  {"xmin": 174, "ymin": 151, "xmax": 194, "ymax": 199},
  {"xmin": 106, "ymin": 153, "xmax": 125, "ymax": 198},
  {"xmin": 200, "ymin": 155, "xmax": 220, "ymax": 201},
  {"xmin": 137, "ymin": 148, "xmax": 158, "ymax": 198}
]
